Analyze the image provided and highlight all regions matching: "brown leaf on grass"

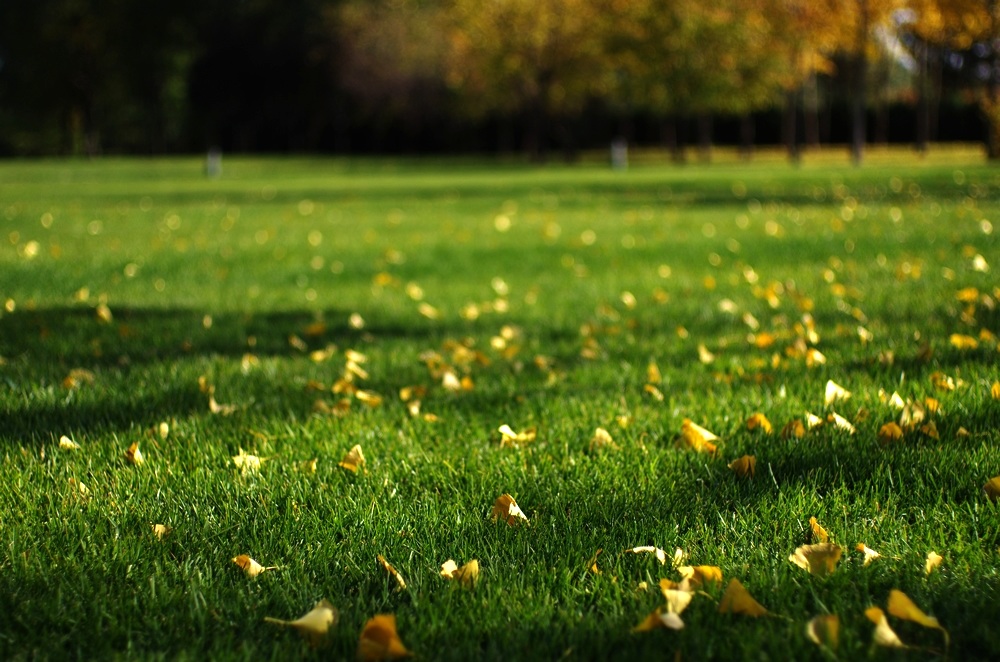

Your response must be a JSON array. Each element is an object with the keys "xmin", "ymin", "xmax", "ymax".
[
  {"xmin": 878, "ymin": 422, "xmax": 904, "ymax": 444},
  {"xmin": 781, "ymin": 419, "xmax": 806, "ymax": 439},
  {"xmin": 856, "ymin": 543, "xmax": 881, "ymax": 566},
  {"xmin": 806, "ymin": 614, "xmax": 839, "ymax": 650},
  {"xmin": 440, "ymin": 559, "xmax": 479, "ymax": 587},
  {"xmin": 498, "ymin": 424, "xmax": 537, "ymax": 448},
  {"xmin": 357, "ymin": 614, "xmax": 412, "ymax": 661},
  {"xmin": 377, "ymin": 555, "xmax": 406, "ymax": 591},
  {"xmin": 59, "ymin": 435, "xmax": 80, "ymax": 450},
  {"xmin": 627, "ymin": 546, "xmax": 668, "ymax": 565},
  {"xmin": 925, "ymin": 551, "xmax": 943, "ymax": 575},
  {"xmin": 824, "ymin": 380, "xmax": 851, "ymax": 405},
  {"xmin": 124, "ymin": 441, "xmax": 144, "ymax": 466},
  {"xmin": 745, "ymin": 413, "xmax": 772, "ymax": 434},
  {"xmin": 728, "ymin": 455, "xmax": 756, "ymax": 478},
  {"xmin": 789, "ymin": 543, "xmax": 842, "ymax": 576},
  {"xmin": 718, "ymin": 578, "xmax": 768, "ymax": 616},
  {"xmin": 232, "ymin": 554, "xmax": 278, "ymax": 578},
  {"xmin": 808, "ymin": 517, "xmax": 830, "ymax": 543},
  {"xmin": 679, "ymin": 419, "xmax": 718, "ymax": 454},
  {"xmin": 866, "ymin": 607, "xmax": 906, "ymax": 648},
  {"xmin": 985, "ymin": 475, "xmax": 1000, "ymax": 501},
  {"xmin": 590, "ymin": 427, "xmax": 620, "ymax": 451},
  {"xmin": 491, "ymin": 493, "xmax": 528, "ymax": 525},
  {"xmin": 265, "ymin": 599, "xmax": 338, "ymax": 647},
  {"xmin": 339, "ymin": 444, "xmax": 366, "ymax": 473},
  {"xmin": 888, "ymin": 589, "xmax": 949, "ymax": 647},
  {"xmin": 678, "ymin": 565, "xmax": 723, "ymax": 588}
]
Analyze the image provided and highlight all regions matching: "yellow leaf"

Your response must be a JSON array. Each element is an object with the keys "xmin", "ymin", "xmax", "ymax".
[
  {"xmin": 991, "ymin": 381, "xmax": 1000, "ymax": 400},
  {"xmin": 498, "ymin": 424, "xmax": 536, "ymax": 448},
  {"xmin": 865, "ymin": 606, "xmax": 906, "ymax": 648},
  {"xmin": 679, "ymin": 419, "xmax": 719, "ymax": 454},
  {"xmin": 949, "ymin": 333, "xmax": 979, "ymax": 350},
  {"xmin": 824, "ymin": 380, "xmax": 851, "ymax": 405},
  {"xmin": 887, "ymin": 589, "xmax": 949, "ymax": 647},
  {"xmin": 377, "ymin": 555, "xmax": 407, "ymax": 591},
  {"xmin": 925, "ymin": 551, "xmax": 943, "ymax": 575},
  {"xmin": 829, "ymin": 413, "xmax": 856, "ymax": 435},
  {"xmin": 440, "ymin": 559, "xmax": 479, "ymax": 587},
  {"xmin": 298, "ymin": 458, "xmax": 318, "ymax": 474},
  {"xmin": 491, "ymin": 493, "xmax": 528, "ymax": 526},
  {"xmin": 745, "ymin": 413, "xmax": 772, "ymax": 434},
  {"xmin": 585, "ymin": 549, "xmax": 602, "ymax": 575},
  {"xmin": 697, "ymin": 344, "xmax": 716, "ymax": 364},
  {"xmin": 728, "ymin": 455, "xmax": 756, "ymax": 478},
  {"xmin": 678, "ymin": 565, "xmax": 723, "ymax": 588},
  {"xmin": 124, "ymin": 441, "xmax": 144, "ymax": 466},
  {"xmin": 985, "ymin": 475, "xmax": 1000, "ymax": 501},
  {"xmin": 627, "ymin": 546, "xmax": 668, "ymax": 565},
  {"xmin": 232, "ymin": 554, "xmax": 278, "ymax": 578},
  {"xmin": 339, "ymin": 444, "xmax": 366, "ymax": 473},
  {"xmin": 781, "ymin": 419, "xmax": 806, "ymax": 439},
  {"xmin": 232, "ymin": 448, "xmax": 263, "ymax": 474},
  {"xmin": 662, "ymin": 587, "xmax": 693, "ymax": 615},
  {"xmin": 920, "ymin": 420, "xmax": 940, "ymax": 440},
  {"xmin": 804, "ymin": 412, "xmax": 824, "ymax": 430},
  {"xmin": 68, "ymin": 477, "xmax": 90, "ymax": 501},
  {"xmin": 809, "ymin": 517, "xmax": 829, "ymax": 543},
  {"xmin": 265, "ymin": 599, "xmax": 338, "ymax": 647},
  {"xmin": 718, "ymin": 578, "xmax": 768, "ymax": 617},
  {"xmin": 357, "ymin": 614, "xmax": 411, "ymax": 661},
  {"xmin": 789, "ymin": 543, "xmax": 842, "ymax": 576},
  {"xmin": 633, "ymin": 607, "xmax": 684, "ymax": 632},
  {"xmin": 956, "ymin": 287, "xmax": 979, "ymax": 303},
  {"xmin": 354, "ymin": 390, "xmax": 383, "ymax": 407},
  {"xmin": 590, "ymin": 427, "xmax": 619, "ymax": 451},
  {"xmin": 59, "ymin": 435, "xmax": 80, "ymax": 450},
  {"xmin": 805, "ymin": 348, "xmax": 827, "ymax": 367},
  {"xmin": 856, "ymin": 543, "xmax": 881, "ymax": 566},
  {"xmin": 152, "ymin": 524, "xmax": 171, "ymax": 540},
  {"xmin": 647, "ymin": 362, "xmax": 662, "ymax": 384},
  {"xmin": 644, "ymin": 383, "xmax": 665, "ymax": 401},
  {"xmin": 806, "ymin": 614, "xmax": 839, "ymax": 650},
  {"xmin": 900, "ymin": 399, "xmax": 926, "ymax": 429},
  {"xmin": 878, "ymin": 422, "xmax": 904, "ymax": 444}
]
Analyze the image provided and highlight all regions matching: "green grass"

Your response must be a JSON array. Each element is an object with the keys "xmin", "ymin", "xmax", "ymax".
[{"xmin": 1, "ymin": 148, "xmax": 998, "ymax": 660}]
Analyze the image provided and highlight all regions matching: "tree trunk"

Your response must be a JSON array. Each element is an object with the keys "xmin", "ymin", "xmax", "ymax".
[
  {"xmin": 739, "ymin": 114, "xmax": 754, "ymax": 161},
  {"xmin": 661, "ymin": 116, "xmax": 685, "ymax": 163},
  {"xmin": 850, "ymin": 0, "xmax": 868, "ymax": 166},
  {"xmin": 915, "ymin": 42, "xmax": 929, "ymax": 154},
  {"xmin": 696, "ymin": 114, "xmax": 712, "ymax": 163},
  {"xmin": 783, "ymin": 88, "xmax": 800, "ymax": 164},
  {"xmin": 804, "ymin": 74, "xmax": 820, "ymax": 148}
]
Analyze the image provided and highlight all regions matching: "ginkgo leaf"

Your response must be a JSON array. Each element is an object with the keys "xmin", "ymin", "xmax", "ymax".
[
  {"xmin": 357, "ymin": 614, "xmax": 412, "ymax": 661},
  {"xmin": 662, "ymin": 587, "xmax": 693, "ymax": 615},
  {"xmin": 232, "ymin": 448, "xmax": 263, "ymax": 474},
  {"xmin": 992, "ymin": 382, "xmax": 1000, "ymax": 400},
  {"xmin": 265, "ymin": 599, "xmax": 338, "ymax": 647},
  {"xmin": 68, "ymin": 477, "xmax": 90, "ymax": 501},
  {"xmin": 887, "ymin": 589, "xmax": 949, "ymax": 647},
  {"xmin": 644, "ymin": 384, "xmax": 665, "ymax": 401},
  {"xmin": 354, "ymin": 390, "xmax": 383, "ymax": 407},
  {"xmin": 824, "ymin": 380, "xmax": 851, "ymax": 405},
  {"xmin": 339, "ymin": 444, "xmax": 366, "ymax": 473},
  {"xmin": 208, "ymin": 388, "xmax": 238, "ymax": 415},
  {"xmin": 718, "ymin": 578, "xmax": 768, "ymax": 616},
  {"xmin": 298, "ymin": 458, "xmax": 318, "ymax": 474},
  {"xmin": 829, "ymin": 412, "xmax": 856, "ymax": 434},
  {"xmin": 697, "ymin": 343, "xmax": 716, "ymax": 364},
  {"xmin": 124, "ymin": 441, "xmax": 144, "ymax": 466},
  {"xmin": 789, "ymin": 543, "xmax": 842, "ymax": 576},
  {"xmin": 633, "ymin": 607, "xmax": 685, "ymax": 632},
  {"xmin": 498, "ymin": 424, "xmax": 537, "ymax": 448},
  {"xmin": 59, "ymin": 435, "xmax": 80, "ymax": 450},
  {"xmin": 589, "ymin": 427, "xmax": 620, "ymax": 451},
  {"xmin": 728, "ymin": 455, "xmax": 756, "ymax": 478},
  {"xmin": 152, "ymin": 524, "xmax": 170, "ymax": 540},
  {"xmin": 232, "ymin": 554, "xmax": 278, "ymax": 578},
  {"xmin": 900, "ymin": 399, "xmax": 926, "ymax": 429},
  {"xmin": 782, "ymin": 419, "xmax": 806, "ymax": 439},
  {"xmin": 949, "ymin": 334, "xmax": 979, "ymax": 350},
  {"xmin": 745, "ymin": 413, "xmax": 772, "ymax": 434},
  {"xmin": 805, "ymin": 348, "xmax": 827, "ymax": 367},
  {"xmin": 985, "ymin": 475, "xmax": 1000, "ymax": 501},
  {"xmin": 440, "ymin": 559, "xmax": 479, "ymax": 587},
  {"xmin": 804, "ymin": 412, "xmax": 824, "ymax": 430},
  {"xmin": 586, "ymin": 549, "xmax": 602, "ymax": 575},
  {"xmin": 377, "ymin": 555, "xmax": 407, "ymax": 591},
  {"xmin": 647, "ymin": 362, "xmax": 662, "ymax": 384},
  {"xmin": 809, "ymin": 517, "xmax": 830, "ymax": 543},
  {"xmin": 491, "ymin": 493, "xmax": 528, "ymax": 525},
  {"xmin": 920, "ymin": 420, "xmax": 940, "ymax": 440},
  {"xmin": 806, "ymin": 614, "xmax": 839, "ymax": 650},
  {"xmin": 680, "ymin": 419, "xmax": 719, "ymax": 454},
  {"xmin": 678, "ymin": 565, "xmax": 723, "ymax": 587},
  {"xmin": 856, "ymin": 543, "xmax": 881, "ymax": 566},
  {"xmin": 865, "ymin": 607, "xmax": 906, "ymax": 648},
  {"xmin": 925, "ymin": 551, "xmax": 943, "ymax": 575},
  {"xmin": 628, "ymin": 546, "xmax": 668, "ymax": 565},
  {"xmin": 878, "ymin": 422, "xmax": 904, "ymax": 444}
]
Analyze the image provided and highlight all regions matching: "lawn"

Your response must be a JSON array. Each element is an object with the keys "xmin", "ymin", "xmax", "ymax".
[{"xmin": 0, "ymin": 148, "xmax": 998, "ymax": 660}]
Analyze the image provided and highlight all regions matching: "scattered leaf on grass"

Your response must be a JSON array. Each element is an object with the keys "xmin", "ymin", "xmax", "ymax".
[
  {"xmin": 806, "ymin": 614, "xmax": 839, "ymax": 650},
  {"xmin": 590, "ymin": 427, "xmax": 619, "ymax": 451},
  {"xmin": 680, "ymin": 419, "xmax": 718, "ymax": 454},
  {"xmin": 878, "ymin": 422, "xmax": 904, "ymax": 444},
  {"xmin": 728, "ymin": 455, "xmax": 756, "ymax": 478},
  {"xmin": 824, "ymin": 380, "xmax": 851, "ymax": 405},
  {"xmin": 805, "ymin": 412, "xmax": 824, "ymax": 430},
  {"xmin": 887, "ymin": 589, "xmax": 949, "ymax": 646},
  {"xmin": 865, "ymin": 607, "xmax": 905, "ymax": 648},
  {"xmin": 949, "ymin": 334, "xmax": 979, "ymax": 350},
  {"xmin": 925, "ymin": 551, "xmax": 943, "ymax": 575},
  {"xmin": 59, "ymin": 436, "xmax": 80, "ymax": 450},
  {"xmin": 991, "ymin": 382, "xmax": 1000, "ymax": 400},
  {"xmin": 124, "ymin": 441, "xmax": 144, "ymax": 466},
  {"xmin": 440, "ymin": 559, "xmax": 479, "ymax": 587},
  {"xmin": 586, "ymin": 549, "xmax": 602, "ymax": 575},
  {"xmin": 628, "ymin": 546, "xmax": 668, "ymax": 565},
  {"xmin": 678, "ymin": 565, "xmax": 723, "ymax": 587},
  {"xmin": 697, "ymin": 343, "xmax": 716, "ymax": 364},
  {"xmin": 358, "ymin": 614, "xmax": 411, "ymax": 661},
  {"xmin": 339, "ymin": 444, "xmax": 366, "ymax": 473},
  {"xmin": 829, "ymin": 413, "xmax": 856, "ymax": 434},
  {"xmin": 152, "ymin": 524, "xmax": 170, "ymax": 540},
  {"xmin": 856, "ymin": 543, "xmax": 881, "ymax": 566},
  {"xmin": 782, "ymin": 419, "xmax": 806, "ymax": 439},
  {"xmin": 718, "ymin": 578, "xmax": 768, "ymax": 616},
  {"xmin": 809, "ymin": 517, "xmax": 830, "ymax": 543},
  {"xmin": 378, "ymin": 555, "xmax": 407, "ymax": 591},
  {"xmin": 647, "ymin": 362, "xmax": 662, "ymax": 384},
  {"xmin": 789, "ymin": 543, "xmax": 842, "ymax": 576},
  {"xmin": 985, "ymin": 475, "xmax": 1000, "ymax": 501},
  {"xmin": 491, "ymin": 493, "xmax": 528, "ymax": 525},
  {"xmin": 298, "ymin": 458, "xmax": 318, "ymax": 473},
  {"xmin": 745, "ymin": 413, "xmax": 772, "ymax": 434},
  {"xmin": 498, "ymin": 424, "xmax": 536, "ymax": 448},
  {"xmin": 233, "ymin": 448, "xmax": 263, "ymax": 474},
  {"xmin": 633, "ymin": 607, "xmax": 685, "ymax": 632},
  {"xmin": 232, "ymin": 554, "xmax": 278, "ymax": 578},
  {"xmin": 264, "ymin": 599, "xmax": 338, "ymax": 647},
  {"xmin": 68, "ymin": 478, "xmax": 90, "ymax": 501}
]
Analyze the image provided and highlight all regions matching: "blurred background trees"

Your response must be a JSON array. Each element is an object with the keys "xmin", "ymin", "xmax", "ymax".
[{"xmin": 0, "ymin": 0, "xmax": 997, "ymax": 159}]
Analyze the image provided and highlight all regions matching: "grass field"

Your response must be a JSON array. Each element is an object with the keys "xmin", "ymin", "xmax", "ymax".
[{"xmin": 1, "ymin": 148, "xmax": 998, "ymax": 660}]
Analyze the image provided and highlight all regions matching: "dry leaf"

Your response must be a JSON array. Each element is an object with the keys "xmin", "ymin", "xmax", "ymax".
[
  {"xmin": 628, "ymin": 546, "xmax": 668, "ymax": 565},
  {"xmin": 984, "ymin": 475, "xmax": 1000, "ymax": 501},
  {"xmin": 887, "ymin": 589, "xmax": 949, "ymax": 647},
  {"xmin": 265, "ymin": 599, "xmax": 338, "ymax": 647},
  {"xmin": 824, "ymin": 380, "xmax": 851, "ymax": 405},
  {"xmin": 298, "ymin": 458, "xmax": 318, "ymax": 474},
  {"xmin": 339, "ymin": 444, "xmax": 366, "ymax": 473},
  {"xmin": 440, "ymin": 559, "xmax": 479, "ymax": 587},
  {"xmin": 878, "ymin": 422, "xmax": 904, "ymax": 444},
  {"xmin": 804, "ymin": 412, "xmax": 824, "ymax": 430},
  {"xmin": 920, "ymin": 420, "xmax": 940, "ymax": 440},
  {"xmin": 949, "ymin": 333, "xmax": 979, "ymax": 350},
  {"xmin": 589, "ymin": 427, "xmax": 620, "ymax": 451},
  {"xmin": 865, "ymin": 607, "xmax": 906, "ymax": 648},
  {"xmin": 718, "ymin": 578, "xmax": 768, "ymax": 616},
  {"xmin": 678, "ymin": 565, "xmax": 723, "ymax": 587},
  {"xmin": 357, "ymin": 614, "xmax": 411, "ymax": 661},
  {"xmin": 633, "ymin": 607, "xmax": 685, "ymax": 632},
  {"xmin": 806, "ymin": 614, "xmax": 839, "ymax": 650},
  {"xmin": 647, "ymin": 362, "xmax": 662, "ymax": 384},
  {"xmin": 644, "ymin": 384, "xmax": 665, "ymax": 401},
  {"xmin": 697, "ymin": 343, "xmax": 716, "ymax": 364},
  {"xmin": 232, "ymin": 554, "xmax": 278, "ymax": 578},
  {"xmin": 68, "ymin": 477, "xmax": 90, "ymax": 501},
  {"xmin": 124, "ymin": 441, "xmax": 144, "ymax": 466},
  {"xmin": 728, "ymin": 455, "xmax": 756, "ymax": 478},
  {"xmin": 662, "ymin": 587, "xmax": 693, "ymax": 615},
  {"xmin": 789, "ymin": 543, "xmax": 842, "ymax": 577},
  {"xmin": 782, "ymin": 419, "xmax": 806, "ymax": 439},
  {"xmin": 208, "ymin": 386, "xmax": 238, "ymax": 415},
  {"xmin": 354, "ymin": 390, "xmax": 383, "ymax": 407},
  {"xmin": 856, "ymin": 543, "xmax": 881, "ymax": 566},
  {"xmin": 809, "ymin": 517, "xmax": 829, "ymax": 543},
  {"xmin": 152, "ymin": 524, "xmax": 171, "ymax": 540},
  {"xmin": 925, "ymin": 551, "xmax": 943, "ymax": 575},
  {"xmin": 586, "ymin": 549, "xmax": 602, "ymax": 575},
  {"xmin": 498, "ymin": 424, "xmax": 537, "ymax": 448},
  {"xmin": 745, "ymin": 413, "xmax": 772, "ymax": 434},
  {"xmin": 232, "ymin": 448, "xmax": 263, "ymax": 474},
  {"xmin": 491, "ymin": 493, "xmax": 528, "ymax": 526},
  {"xmin": 991, "ymin": 382, "xmax": 1000, "ymax": 400},
  {"xmin": 679, "ymin": 419, "xmax": 719, "ymax": 454},
  {"xmin": 829, "ymin": 413, "xmax": 856, "ymax": 434},
  {"xmin": 59, "ymin": 435, "xmax": 80, "ymax": 450},
  {"xmin": 377, "ymin": 555, "xmax": 407, "ymax": 591}
]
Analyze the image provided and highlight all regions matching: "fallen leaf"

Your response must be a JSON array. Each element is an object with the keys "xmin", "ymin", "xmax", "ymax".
[
  {"xmin": 829, "ymin": 413, "xmax": 856, "ymax": 434},
  {"xmin": 920, "ymin": 420, "xmax": 940, "ymax": 440},
  {"xmin": 887, "ymin": 589, "xmax": 949, "ymax": 647},
  {"xmin": 232, "ymin": 448, "xmax": 263, "ymax": 474},
  {"xmin": 856, "ymin": 543, "xmax": 881, "ymax": 566},
  {"xmin": 697, "ymin": 343, "xmax": 716, "ymax": 364},
  {"xmin": 644, "ymin": 384, "xmax": 665, "ymax": 401},
  {"xmin": 745, "ymin": 413, "xmax": 772, "ymax": 434},
  {"xmin": 647, "ymin": 362, "xmax": 662, "ymax": 384},
  {"xmin": 985, "ymin": 475, "xmax": 1000, "ymax": 501},
  {"xmin": 590, "ymin": 427, "xmax": 620, "ymax": 451},
  {"xmin": 377, "ymin": 555, "xmax": 407, "ymax": 591},
  {"xmin": 124, "ymin": 441, "xmax": 144, "ymax": 466},
  {"xmin": 232, "ymin": 554, "xmax": 278, "ymax": 578},
  {"xmin": 678, "ymin": 565, "xmax": 723, "ymax": 587},
  {"xmin": 491, "ymin": 493, "xmax": 528, "ymax": 526},
  {"xmin": 68, "ymin": 477, "xmax": 90, "ymax": 501},
  {"xmin": 824, "ymin": 380, "xmax": 851, "ymax": 405},
  {"xmin": 152, "ymin": 524, "xmax": 170, "ymax": 540},
  {"xmin": 809, "ymin": 517, "xmax": 830, "ymax": 543},
  {"xmin": 806, "ymin": 614, "xmax": 839, "ymax": 650},
  {"xmin": 357, "ymin": 614, "xmax": 411, "ymax": 661},
  {"xmin": 440, "ymin": 559, "xmax": 479, "ymax": 587},
  {"xmin": 949, "ymin": 334, "xmax": 979, "ymax": 350},
  {"xmin": 499, "ymin": 424, "xmax": 537, "ymax": 448},
  {"xmin": 339, "ymin": 444, "xmax": 366, "ymax": 473},
  {"xmin": 264, "ymin": 599, "xmax": 338, "ymax": 647},
  {"xmin": 354, "ymin": 390, "xmax": 383, "ymax": 407},
  {"xmin": 782, "ymin": 419, "xmax": 806, "ymax": 439},
  {"xmin": 662, "ymin": 587, "xmax": 694, "ymax": 615},
  {"xmin": 728, "ymin": 455, "xmax": 756, "ymax": 478},
  {"xmin": 789, "ymin": 543, "xmax": 842, "ymax": 576},
  {"xmin": 298, "ymin": 458, "xmax": 318, "ymax": 473},
  {"xmin": 805, "ymin": 348, "xmax": 827, "ymax": 367},
  {"xmin": 586, "ymin": 549, "xmax": 602, "ymax": 575},
  {"xmin": 633, "ymin": 607, "xmax": 685, "ymax": 632},
  {"xmin": 878, "ymin": 422, "xmax": 904, "ymax": 444},
  {"xmin": 679, "ymin": 419, "xmax": 719, "ymax": 454},
  {"xmin": 628, "ymin": 546, "xmax": 668, "ymax": 565},
  {"xmin": 805, "ymin": 411, "xmax": 824, "ymax": 430},
  {"xmin": 992, "ymin": 382, "xmax": 1000, "ymax": 400},
  {"xmin": 925, "ymin": 551, "xmax": 943, "ymax": 575},
  {"xmin": 718, "ymin": 578, "xmax": 768, "ymax": 616},
  {"xmin": 59, "ymin": 435, "xmax": 80, "ymax": 450},
  {"xmin": 865, "ymin": 606, "xmax": 906, "ymax": 648}
]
